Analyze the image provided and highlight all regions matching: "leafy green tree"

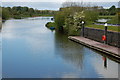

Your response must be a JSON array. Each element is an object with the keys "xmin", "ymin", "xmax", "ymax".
[
  {"xmin": 29, "ymin": 8, "xmax": 34, "ymax": 13},
  {"xmin": 28, "ymin": 8, "xmax": 34, "ymax": 16},
  {"xmin": 54, "ymin": 11, "xmax": 66, "ymax": 30},
  {"xmin": 22, "ymin": 7, "xmax": 29, "ymax": 12},
  {"xmin": 0, "ymin": 7, "xmax": 2, "ymax": 17},
  {"xmin": 109, "ymin": 5, "xmax": 116, "ymax": 11},
  {"xmin": 2, "ymin": 8, "xmax": 10, "ymax": 20},
  {"xmin": 85, "ymin": 10, "xmax": 99, "ymax": 24},
  {"xmin": 108, "ymin": 5, "xmax": 116, "ymax": 15}
]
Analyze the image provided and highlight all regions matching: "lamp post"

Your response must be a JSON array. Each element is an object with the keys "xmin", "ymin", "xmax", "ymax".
[
  {"xmin": 82, "ymin": 21, "xmax": 85, "ymax": 37},
  {"xmin": 104, "ymin": 23, "xmax": 108, "ymax": 44}
]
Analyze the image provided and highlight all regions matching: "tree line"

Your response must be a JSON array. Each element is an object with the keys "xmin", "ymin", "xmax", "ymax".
[
  {"xmin": 2, "ymin": 6, "xmax": 56, "ymax": 20},
  {"xmin": 99, "ymin": 5, "xmax": 120, "ymax": 16}
]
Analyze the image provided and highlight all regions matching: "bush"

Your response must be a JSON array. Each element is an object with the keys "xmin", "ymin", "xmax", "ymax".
[
  {"xmin": 45, "ymin": 22, "xmax": 56, "ymax": 28},
  {"xmin": 54, "ymin": 11, "xmax": 69, "ymax": 31},
  {"xmin": 63, "ymin": 12, "xmax": 84, "ymax": 35},
  {"xmin": 2, "ymin": 8, "xmax": 10, "ymax": 20},
  {"xmin": 0, "ymin": 7, "xmax": 1, "ymax": 17},
  {"xmin": 107, "ymin": 14, "xmax": 120, "ymax": 24},
  {"xmin": 84, "ymin": 10, "xmax": 99, "ymax": 24}
]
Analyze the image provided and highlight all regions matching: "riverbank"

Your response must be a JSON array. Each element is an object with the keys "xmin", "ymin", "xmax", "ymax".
[{"xmin": 68, "ymin": 36, "xmax": 120, "ymax": 60}]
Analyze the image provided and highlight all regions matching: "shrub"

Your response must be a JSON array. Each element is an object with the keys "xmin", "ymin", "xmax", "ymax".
[
  {"xmin": 2, "ymin": 8, "xmax": 10, "ymax": 20},
  {"xmin": 107, "ymin": 14, "xmax": 120, "ymax": 24},
  {"xmin": 45, "ymin": 22, "xmax": 56, "ymax": 28}
]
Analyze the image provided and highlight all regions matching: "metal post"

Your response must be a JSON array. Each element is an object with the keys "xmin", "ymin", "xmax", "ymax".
[
  {"xmin": 83, "ymin": 24, "xmax": 84, "ymax": 37},
  {"xmin": 82, "ymin": 21, "xmax": 84, "ymax": 37},
  {"xmin": 104, "ymin": 23, "xmax": 108, "ymax": 44}
]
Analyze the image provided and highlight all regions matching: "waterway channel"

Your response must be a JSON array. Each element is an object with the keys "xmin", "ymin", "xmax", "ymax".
[{"xmin": 2, "ymin": 17, "xmax": 119, "ymax": 78}]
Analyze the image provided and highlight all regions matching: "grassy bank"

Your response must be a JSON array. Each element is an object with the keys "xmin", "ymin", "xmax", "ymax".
[
  {"xmin": 86, "ymin": 24, "xmax": 119, "ymax": 32},
  {"xmin": 99, "ymin": 15, "xmax": 115, "ymax": 19}
]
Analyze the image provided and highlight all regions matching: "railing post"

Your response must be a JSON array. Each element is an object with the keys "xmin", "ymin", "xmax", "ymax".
[
  {"xmin": 82, "ymin": 21, "xmax": 85, "ymax": 37},
  {"xmin": 104, "ymin": 23, "xmax": 108, "ymax": 44}
]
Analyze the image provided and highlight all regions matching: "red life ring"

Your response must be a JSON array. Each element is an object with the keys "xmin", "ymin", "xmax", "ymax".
[{"xmin": 102, "ymin": 35, "xmax": 106, "ymax": 41}]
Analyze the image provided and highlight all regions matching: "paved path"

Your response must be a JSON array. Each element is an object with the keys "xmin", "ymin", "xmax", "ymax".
[{"xmin": 68, "ymin": 36, "xmax": 120, "ymax": 59}]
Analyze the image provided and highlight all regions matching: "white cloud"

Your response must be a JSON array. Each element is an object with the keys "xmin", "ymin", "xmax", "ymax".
[
  {"xmin": 1, "ymin": 0, "xmax": 64, "ymax": 2},
  {"xmin": 2, "ymin": 0, "xmax": 120, "ymax": 2}
]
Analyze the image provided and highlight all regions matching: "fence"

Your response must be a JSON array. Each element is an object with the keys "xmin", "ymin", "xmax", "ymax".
[{"xmin": 83, "ymin": 27, "xmax": 120, "ymax": 48}]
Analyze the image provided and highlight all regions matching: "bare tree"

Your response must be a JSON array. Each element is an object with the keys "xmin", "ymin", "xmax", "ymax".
[
  {"xmin": 61, "ymin": 1, "xmax": 100, "ymax": 10},
  {"xmin": 61, "ymin": 1, "xmax": 84, "ymax": 8}
]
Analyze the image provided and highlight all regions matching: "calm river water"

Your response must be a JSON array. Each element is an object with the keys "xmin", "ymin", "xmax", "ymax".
[{"xmin": 2, "ymin": 17, "xmax": 119, "ymax": 78}]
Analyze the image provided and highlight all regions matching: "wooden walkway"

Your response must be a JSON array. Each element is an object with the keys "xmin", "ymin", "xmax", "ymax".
[{"xmin": 68, "ymin": 36, "xmax": 120, "ymax": 59}]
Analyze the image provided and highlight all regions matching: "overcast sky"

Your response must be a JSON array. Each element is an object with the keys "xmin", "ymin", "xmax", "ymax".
[
  {"xmin": 2, "ymin": 0, "xmax": 120, "ymax": 2},
  {"xmin": 1, "ymin": 0, "xmax": 119, "ymax": 10}
]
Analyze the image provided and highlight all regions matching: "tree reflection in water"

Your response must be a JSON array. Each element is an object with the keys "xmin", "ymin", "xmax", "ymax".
[
  {"xmin": 54, "ymin": 32, "xmax": 84, "ymax": 69},
  {"xmin": 0, "ymin": 10, "xmax": 1, "ymax": 73}
]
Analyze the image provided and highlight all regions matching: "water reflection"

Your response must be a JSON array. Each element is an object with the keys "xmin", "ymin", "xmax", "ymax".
[
  {"xmin": 103, "ymin": 57, "xmax": 107, "ymax": 69},
  {"xmin": 2, "ymin": 17, "xmax": 119, "ymax": 78},
  {"xmin": 54, "ymin": 32, "xmax": 84, "ymax": 69},
  {"xmin": 0, "ymin": 11, "xmax": 2, "ymax": 79},
  {"xmin": 54, "ymin": 31, "xmax": 118, "ymax": 78},
  {"xmin": 0, "ymin": 32, "xmax": 2, "ymax": 79},
  {"xmin": 25, "ymin": 17, "xmax": 53, "ymax": 21}
]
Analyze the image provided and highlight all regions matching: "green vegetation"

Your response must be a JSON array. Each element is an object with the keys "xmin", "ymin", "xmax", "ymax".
[
  {"xmin": 2, "ymin": 3, "xmax": 119, "ymax": 34},
  {"xmin": 107, "ymin": 13, "xmax": 120, "ymax": 24},
  {"xmin": 86, "ymin": 24, "xmax": 119, "ymax": 32},
  {"xmin": 45, "ymin": 22, "xmax": 56, "ymax": 29},
  {"xmin": 54, "ymin": 2, "xmax": 99, "ymax": 35},
  {"xmin": 98, "ymin": 14, "xmax": 119, "ymax": 24},
  {"xmin": 2, "ymin": 6, "xmax": 56, "ymax": 20},
  {"xmin": 2, "ymin": 8, "xmax": 10, "ymax": 20},
  {"xmin": 0, "ymin": 7, "xmax": 1, "ymax": 17},
  {"xmin": 99, "ymin": 15, "xmax": 115, "ymax": 19},
  {"xmin": 99, "ymin": 5, "xmax": 119, "ymax": 16},
  {"xmin": 98, "ymin": 5, "xmax": 120, "ymax": 25},
  {"xmin": 0, "ymin": 7, "xmax": 2, "ymax": 30},
  {"xmin": 52, "ymin": 2, "xmax": 119, "ymax": 35}
]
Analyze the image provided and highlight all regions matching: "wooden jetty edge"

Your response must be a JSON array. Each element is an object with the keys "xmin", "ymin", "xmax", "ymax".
[{"xmin": 68, "ymin": 36, "xmax": 120, "ymax": 59}]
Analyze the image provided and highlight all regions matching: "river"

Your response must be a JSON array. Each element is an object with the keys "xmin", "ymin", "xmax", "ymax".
[{"xmin": 1, "ymin": 17, "xmax": 119, "ymax": 78}]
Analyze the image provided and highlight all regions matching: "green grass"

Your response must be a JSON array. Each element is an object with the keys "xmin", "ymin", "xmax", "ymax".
[
  {"xmin": 86, "ymin": 24, "xmax": 119, "ymax": 32},
  {"xmin": 99, "ymin": 15, "xmax": 115, "ymax": 19},
  {"xmin": 38, "ymin": 14, "xmax": 54, "ymax": 17}
]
